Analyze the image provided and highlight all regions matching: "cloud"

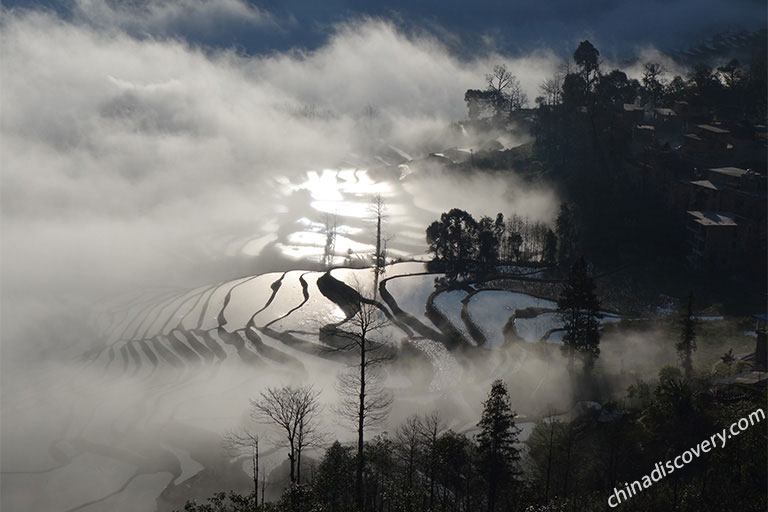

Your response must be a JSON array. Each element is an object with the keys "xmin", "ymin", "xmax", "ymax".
[{"xmin": 1, "ymin": 9, "xmax": 561, "ymax": 302}]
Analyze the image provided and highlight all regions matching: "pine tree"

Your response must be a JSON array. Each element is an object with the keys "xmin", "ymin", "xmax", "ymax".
[
  {"xmin": 557, "ymin": 257, "xmax": 602, "ymax": 374},
  {"xmin": 555, "ymin": 203, "xmax": 577, "ymax": 264},
  {"xmin": 476, "ymin": 379, "xmax": 522, "ymax": 512},
  {"xmin": 677, "ymin": 291, "xmax": 697, "ymax": 378},
  {"xmin": 543, "ymin": 228, "xmax": 557, "ymax": 265}
]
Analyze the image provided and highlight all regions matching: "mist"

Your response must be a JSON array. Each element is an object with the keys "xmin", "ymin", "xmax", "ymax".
[{"xmin": 2, "ymin": 2, "xmax": 760, "ymax": 511}]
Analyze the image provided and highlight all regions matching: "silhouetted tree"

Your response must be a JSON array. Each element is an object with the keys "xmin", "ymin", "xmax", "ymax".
[
  {"xmin": 464, "ymin": 89, "xmax": 497, "ymax": 120},
  {"xmin": 311, "ymin": 441, "xmax": 355, "ymax": 511},
  {"xmin": 426, "ymin": 208, "xmax": 480, "ymax": 279},
  {"xmin": 597, "ymin": 69, "xmax": 638, "ymax": 106},
  {"xmin": 333, "ymin": 292, "xmax": 393, "ymax": 512},
  {"xmin": 222, "ymin": 431, "xmax": 260, "ymax": 508},
  {"xmin": 251, "ymin": 384, "xmax": 323, "ymax": 485},
  {"xmin": 573, "ymin": 41, "xmax": 600, "ymax": 84},
  {"xmin": 476, "ymin": 380, "xmax": 522, "ymax": 512},
  {"xmin": 539, "ymin": 74, "xmax": 563, "ymax": 106},
  {"xmin": 561, "ymin": 72, "xmax": 588, "ymax": 108},
  {"xmin": 369, "ymin": 194, "xmax": 389, "ymax": 298},
  {"xmin": 543, "ymin": 228, "xmax": 557, "ymax": 265},
  {"xmin": 641, "ymin": 62, "xmax": 666, "ymax": 106},
  {"xmin": 555, "ymin": 203, "xmax": 577, "ymax": 264},
  {"xmin": 323, "ymin": 214, "xmax": 338, "ymax": 269},
  {"xmin": 677, "ymin": 291, "xmax": 697, "ymax": 378},
  {"xmin": 557, "ymin": 257, "xmax": 601, "ymax": 374}
]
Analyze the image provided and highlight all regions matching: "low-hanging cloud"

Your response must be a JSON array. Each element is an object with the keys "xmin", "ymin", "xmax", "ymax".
[{"xmin": 1, "ymin": 8, "xmax": 562, "ymax": 306}]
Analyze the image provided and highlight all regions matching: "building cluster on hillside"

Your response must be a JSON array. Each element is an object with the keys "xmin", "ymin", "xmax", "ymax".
[{"xmin": 619, "ymin": 100, "xmax": 767, "ymax": 280}]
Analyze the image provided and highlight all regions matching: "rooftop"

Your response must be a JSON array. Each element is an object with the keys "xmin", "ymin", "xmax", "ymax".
[
  {"xmin": 687, "ymin": 210, "xmax": 738, "ymax": 227},
  {"xmin": 698, "ymin": 124, "xmax": 730, "ymax": 134},
  {"xmin": 710, "ymin": 167, "xmax": 748, "ymax": 178},
  {"xmin": 691, "ymin": 180, "xmax": 718, "ymax": 190},
  {"xmin": 655, "ymin": 108, "xmax": 677, "ymax": 116}
]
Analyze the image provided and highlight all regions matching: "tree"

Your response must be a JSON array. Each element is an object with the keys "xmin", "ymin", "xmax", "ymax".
[
  {"xmin": 557, "ymin": 257, "xmax": 601, "ymax": 374},
  {"xmin": 477, "ymin": 214, "xmax": 504, "ymax": 272},
  {"xmin": 250, "ymin": 384, "xmax": 323, "ymax": 485},
  {"xmin": 687, "ymin": 63, "xmax": 722, "ymax": 105},
  {"xmin": 426, "ymin": 208, "xmax": 480, "ymax": 279},
  {"xmin": 666, "ymin": 75, "xmax": 688, "ymax": 100},
  {"xmin": 718, "ymin": 59, "xmax": 743, "ymax": 89},
  {"xmin": 393, "ymin": 414, "xmax": 424, "ymax": 508},
  {"xmin": 369, "ymin": 194, "xmax": 389, "ymax": 299},
  {"xmin": 433, "ymin": 430, "xmax": 475, "ymax": 510},
  {"xmin": 561, "ymin": 72, "xmax": 588, "ymax": 108},
  {"xmin": 476, "ymin": 380, "xmax": 522, "ymax": 512},
  {"xmin": 418, "ymin": 411, "xmax": 445, "ymax": 511},
  {"xmin": 222, "ymin": 431, "xmax": 260, "ymax": 508},
  {"xmin": 323, "ymin": 214, "xmax": 338, "ymax": 269},
  {"xmin": 464, "ymin": 89, "xmax": 497, "ymax": 120},
  {"xmin": 573, "ymin": 40, "xmax": 600, "ymax": 84},
  {"xmin": 677, "ymin": 291, "xmax": 697, "ymax": 378},
  {"xmin": 597, "ymin": 69, "xmax": 638, "ymax": 106},
  {"xmin": 555, "ymin": 203, "xmax": 577, "ymax": 264},
  {"xmin": 485, "ymin": 64, "xmax": 527, "ymax": 119},
  {"xmin": 543, "ymin": 228, "xmax": 557, "ymax": 265},
  {"xmin": 642, "ymin": 62, "xmax": 666, "ymax": 106},
  {"xmin": 506, "ymin": 79, "xmax": 529, "ymax": 112},
  {"xmin": 539, "ymin": 75, "xmax": 563, "ymax": 106},
  {"xmin": 333, "ymin": 291, "xmax": 393, "ymax": 512},
  {"xmin": 312, "ymin": 441, "xmax": 356, "ymax": 512}
]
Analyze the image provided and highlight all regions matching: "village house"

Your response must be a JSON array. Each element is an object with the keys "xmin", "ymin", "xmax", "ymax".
[{"xmin": 685, "ymin": 210, "xmax": 739, "ymax": 271}]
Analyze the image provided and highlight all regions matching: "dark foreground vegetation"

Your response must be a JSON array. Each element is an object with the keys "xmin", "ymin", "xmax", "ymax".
[{"xmin": 179, "ymin": 371, "xmax": 765, "ymax": 512}]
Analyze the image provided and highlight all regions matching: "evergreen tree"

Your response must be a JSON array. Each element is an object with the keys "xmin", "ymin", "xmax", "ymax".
[
  {"xmin": 557, "ymin": 257, "xmax": 602, "ymax": 374},
  {"xmin": 312, "ymin": 441, "xmax": 356, "ymax": 512},
  {"xmin": 543, "ymin": 228, "xmax": 557, "ymax": 265},
  {"xmin": 426, "ymin": 208, "xmax": 480, "ymax": 279},
  {"xmin": 573, "ymin": 40, "xmax": 600, "ymax": 84},
  {"xmin": 476, "ymin": 379, "xmax": 522, "ymax": 512},
  {"xmin": 677, "ymin": 291, "xmax": 697, "ymax": 378},
  {"xmin": 555, "ymin": 203, "xmax": 577, "ymax": 264}
]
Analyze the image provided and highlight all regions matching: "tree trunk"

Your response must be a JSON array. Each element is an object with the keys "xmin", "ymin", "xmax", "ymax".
[
  {"xmin": 253, "ymin": 443, "xmax": 259, "ymax": 508},
  {"xmin": 357, "ymin": 336, "xmax": 367, "ymax": 511},
  {"xmin": 288, "ymin": 440, "xmax": 295, "ymax": 484},
  {"xmin": 544, "ymin": 424, "xmax": 554, "ymax": 504},
  {"xmin": 261, "ymin": 471, "xmax": 266, "ymax": 509},
  {"xmin": 429, "ymin": 424, "xmax": 437, "ymax": 511},
  {"xmin": 374, "ymin": 210, "xmax": 382, "ymax": 299},
  {"xmin": 297, "ymin": 419, "xmax": 303, "ymax": 485}
]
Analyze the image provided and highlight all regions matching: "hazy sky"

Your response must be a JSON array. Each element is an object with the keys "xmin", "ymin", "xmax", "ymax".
[{"xmin": 3, "ymin": 0, "xmax": 766, "ymax": 58}]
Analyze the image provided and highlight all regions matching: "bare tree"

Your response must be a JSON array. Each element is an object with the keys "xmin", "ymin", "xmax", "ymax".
[
  {"xmin": 323, "ymin": 214, "xmax": 338, "ymax": 269},
  {"xmin": 419, "ymin": 411, "xmax": 445, "ymax": 511},
  {"xmin": 642, "ymin": 61, "xmax": 667, "ymax": 106},
  {"xmin": 486, "ymin": 64, "xmax": 527, "ymax": 115},
  {"xmin": 250, "ymin": 384, "xmax": 324, "ymax": 485},
  {"xmin": 331, "ymin": 286, "xmax": 394, "ymax": 511},
  {"xmin": 368, "ymin": 194, "xmax": 391, "ymax": 299},
  {"xmin": 506, "ymin": 79, "xmax": 529, "ymax": 112},
  {"xmin": 394, "ymin": 415, "xmax": 423, "ymax": 494},
  {"xmin": 223, "ymin": 430, "xmax": 260, "ymax": 506},
  {"xmin": 486, "ymin": 64, "xmax": 516, "ymax": 97},
  {"xmin": 539, "ymin": 74, "xmax": 563, "ymax": 106}
]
